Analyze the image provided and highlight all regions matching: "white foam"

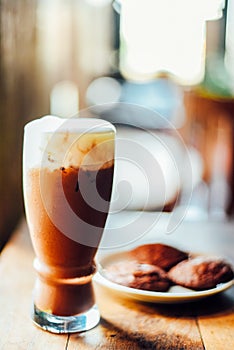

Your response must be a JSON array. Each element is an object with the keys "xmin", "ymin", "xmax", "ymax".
[{"xmin": 23, "ymin": 115, "xmax": 115, "ymax": 170}]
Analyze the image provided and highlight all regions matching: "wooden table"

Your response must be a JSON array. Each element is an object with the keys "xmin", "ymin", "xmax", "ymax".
[{"xmin": 0, "ymin": 213, "xmax": 233, "ymax": 350}]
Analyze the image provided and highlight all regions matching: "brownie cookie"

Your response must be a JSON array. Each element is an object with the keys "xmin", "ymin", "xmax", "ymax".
[
  {"xmin": 104, "ymin": 261, "xmax": 171, "ymax": 292},
  {"xmin": 129, "ymin": 243, "xmax": 188, "ymax": 271},
  {"xmin": 129, "ymin": 264, "xmax": 170, "ymax": 292},
  {"xmin": 168, "ymin": 256, "xmax": 234, "ymax": 290},
  {"xmin": 104, "ymin": 261, "xmax": 137, "ymax": 287}
]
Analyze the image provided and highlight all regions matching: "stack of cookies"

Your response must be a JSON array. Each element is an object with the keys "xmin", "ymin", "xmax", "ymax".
[{"xmin": 104, "ymin": 244, "xmax": 234, "ymax": 292}]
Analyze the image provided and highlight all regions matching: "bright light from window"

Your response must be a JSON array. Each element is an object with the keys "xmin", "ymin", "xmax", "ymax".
[{"xmin": 119, "ymin": 0, "xmax": 224, "ymax": 85}]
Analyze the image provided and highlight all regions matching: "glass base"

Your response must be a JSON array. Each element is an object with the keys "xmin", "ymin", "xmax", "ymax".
[{"xmin": 32, "ymin": 304, "xmax": 100, "ymax": 334}]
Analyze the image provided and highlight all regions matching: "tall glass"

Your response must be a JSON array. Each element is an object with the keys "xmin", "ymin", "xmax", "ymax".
[{"xmin": 23, "ymin": 116, "xmax": 115, "ymax": 333}]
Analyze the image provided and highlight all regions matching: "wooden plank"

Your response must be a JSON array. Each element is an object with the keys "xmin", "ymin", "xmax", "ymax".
[
  {"xmin": 197, "ymin": 287, "xmax": 234, "ymax": 350},
  {"xmin": 0, "ymin": 221, "xmax": 68, "ymax": 350},
  {"xmin": 68, "ymin": 284, "xmax": 204, "ymax": 350},
  {"xmin": 1, "ymin": 217, "xmax": 234, "ymax": 349}
]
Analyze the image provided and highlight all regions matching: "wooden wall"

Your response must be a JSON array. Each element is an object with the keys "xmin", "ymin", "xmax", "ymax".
[
  {"xmin": 0, "ymin": 0, "xmax": 42, "ymax": 248},
  {"xmin": 0, "ymin": 0, "xmax": 113, "ymax": 248}
]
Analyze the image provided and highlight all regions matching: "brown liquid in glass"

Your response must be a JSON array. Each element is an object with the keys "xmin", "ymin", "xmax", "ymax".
[{"xmin": 26, "ymin": 163, "xmax": 114, "ymax": 316}]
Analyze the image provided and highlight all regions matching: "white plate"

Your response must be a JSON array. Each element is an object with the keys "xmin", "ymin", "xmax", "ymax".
[{"xmin": 94, "ymin": 251, "xmax": 234, "ymax": 304}]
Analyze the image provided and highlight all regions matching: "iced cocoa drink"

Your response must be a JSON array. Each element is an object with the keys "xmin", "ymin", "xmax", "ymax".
[{"xmin": 23, "ymin": 116, "xmax": 115, "ymax": 333}]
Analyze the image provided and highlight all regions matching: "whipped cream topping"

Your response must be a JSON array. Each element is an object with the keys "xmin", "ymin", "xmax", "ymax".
[{"xmin": 24, "ymin": 116, "xmax": 115, "ymax": 170}]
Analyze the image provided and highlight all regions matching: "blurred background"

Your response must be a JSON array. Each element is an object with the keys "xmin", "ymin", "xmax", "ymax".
[{"xmin": 1, "ymin": 0, "xmax": 234, "ymax": 249}]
